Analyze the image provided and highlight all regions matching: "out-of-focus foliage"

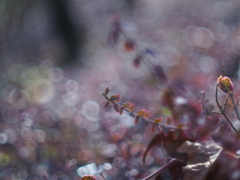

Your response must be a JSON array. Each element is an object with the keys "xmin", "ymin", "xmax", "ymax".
[{"xmin": 1, "ymin": 0, "xmax": 240, "ymax": 179}]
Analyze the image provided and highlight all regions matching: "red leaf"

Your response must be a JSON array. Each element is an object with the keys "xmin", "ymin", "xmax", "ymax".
[
  {"xmin": 114, "ymin": 104, "xmax": 119, "ymax": 112},
  {"xmin": 124, "ymin": 40, "xmax": 135, "ymax": 52},
  {"xmin": 153, "ymin": 65, "xmax": 166, "ymax": 82},
  {"xmin": 104, "ymin": 87, "xmax": 110, "ymax": 95},
  {"xmin": 133, "ymin": 55, "xmax": 141, "ymax": 68},
  {"xmin": 105, "ymin": 101, "xmax": 110, "ymax": 108}
]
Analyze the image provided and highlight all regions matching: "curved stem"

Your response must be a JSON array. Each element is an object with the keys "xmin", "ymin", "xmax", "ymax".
[{"xmin": 215, "ymin": 84, "xmax": 239, "ymax": 135}]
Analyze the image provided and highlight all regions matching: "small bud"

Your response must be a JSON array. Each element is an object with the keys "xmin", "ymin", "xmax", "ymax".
[
  {"xmin": 124, "ymin": 40, "xmax": 135, "ymax": 52},
  {"xmin": 217, "ymin": 75, "xmax": 234, "ymax": 93}
]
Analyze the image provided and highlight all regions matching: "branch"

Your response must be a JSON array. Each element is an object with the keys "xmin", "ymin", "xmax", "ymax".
[
  {"xmin": 102, "ymin": 93, "xmax": 182, "ymax": 130},
  {"xmin": 142, "ymin": 159, "xmax": 185, "ymax": 180}
]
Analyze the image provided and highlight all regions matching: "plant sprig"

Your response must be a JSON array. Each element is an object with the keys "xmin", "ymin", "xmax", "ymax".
[{"xmin": 102, "ymin": 87, "xmax": 186, "ymax": 131}]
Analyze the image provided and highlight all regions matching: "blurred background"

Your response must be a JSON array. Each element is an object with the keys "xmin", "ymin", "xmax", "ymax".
[{"xmin": 0, "ymin": 0, "xmax": 240, "ymax": 179}]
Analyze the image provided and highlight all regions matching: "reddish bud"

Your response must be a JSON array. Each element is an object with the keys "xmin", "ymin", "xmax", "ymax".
[
  {"xmin": 124, "ymin": 40, "xmax": 135, "ymax": 52},
  {"xmin": 217, "ymin": 75, "xmax": 234, "ymax": 93}
]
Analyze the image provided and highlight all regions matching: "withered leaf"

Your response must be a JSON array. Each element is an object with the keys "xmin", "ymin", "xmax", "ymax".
[{"xmin": 143, "ymin": 130, "xmax": 196, "ymax": 163}]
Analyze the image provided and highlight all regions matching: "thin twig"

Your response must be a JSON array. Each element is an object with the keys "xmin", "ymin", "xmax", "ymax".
[
  {"xmin": 100, "ymin": 173, "xmax": 107, "ymax": 180},
  {"xmin": 230, "ymin": 92, "xmax": 240, "ymax": 122},
  {"xmin": 222, "ymin": 93, "xmax": 230, "ymax": 112},
  {"xmin": 142, "ymin": 159, "xmax": 185, "ymax": 180},
  {"xmin": 215, "ymin": 84, "xmax": 239, "ymax": 135}
]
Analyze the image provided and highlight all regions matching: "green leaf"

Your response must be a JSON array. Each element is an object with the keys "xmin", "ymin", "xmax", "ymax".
[
  {"xmin": 154, "ymin": 118, "xmax": 162, "ymax": 123},
  {"xmin": 122, "ymin": 102, "xmax": 132, "ymax": 108},
  {"xmin": 110, "ymin": 94, "xmax": 120, "ymax": 102},
  {"xmin": 177, "ymin": 124, "xmax": 185, "ymax": 129},
  {"xmin": 137, "ymin": 109, "xmax": 146, "ymax": 116},
  {"xmin": 129, "ymin": 104, "xmax": 135, "ymax": 112}
]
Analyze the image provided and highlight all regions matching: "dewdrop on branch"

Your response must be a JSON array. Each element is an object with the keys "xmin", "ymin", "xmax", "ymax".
[{"xmin": 217, "ymin": 75, "xmax": 234, "ymax": 93}]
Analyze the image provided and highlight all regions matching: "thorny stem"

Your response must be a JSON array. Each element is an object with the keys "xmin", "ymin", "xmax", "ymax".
[
  {"xmin": 229, "ymin": 92, "xmax": 240, "ymax": 122},
  {"xmin": 215, "ymin": 84, "xmax": 239, "ymax": 135},
  {"xmin": 102, "ymin": 93, "xmax": 181, "ymax": 130},
  {"xmin": 142, "ymin": 159, "xmax": 185, "ymax": 180}
]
